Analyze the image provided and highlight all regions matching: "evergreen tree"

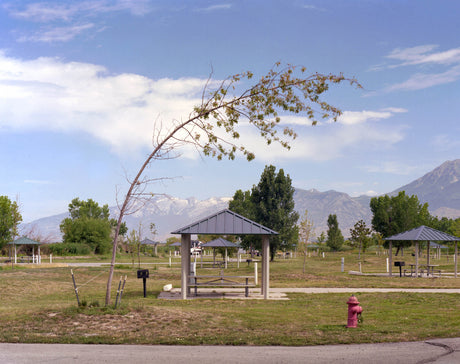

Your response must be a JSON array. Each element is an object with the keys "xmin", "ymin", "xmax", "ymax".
[
  {"xmin": 227, "ymin": 189, "xmax": 258, "ymax": 255},
  {"xmin": 230, "ymin": 165, "xmax": 299, "ymax": 261},
  {"xmin": 326, "ymin": 214, "xmax": 344, "ymax": 251}
]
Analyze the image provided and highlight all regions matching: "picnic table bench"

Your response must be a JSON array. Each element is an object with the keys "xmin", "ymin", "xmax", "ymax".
[
  {"xmin": 404, "ymin": 264, "xmax": 442, "ymax": 277},
  {"xmin": 188, "ymin": 275, "xmax": 255, "ymax": 297}
]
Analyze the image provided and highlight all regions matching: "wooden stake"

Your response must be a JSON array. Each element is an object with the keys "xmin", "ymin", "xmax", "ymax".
[
  {"xmin": 118, "ymin": 275, "xmax": 127, "ymax": 308},
  {"xmin": 114, "ymin": 276, "xmax": 122, "ymax": 308},
  {"xmin": 71, "ymin": 270, "xmax": 80, "ymax": 306}
]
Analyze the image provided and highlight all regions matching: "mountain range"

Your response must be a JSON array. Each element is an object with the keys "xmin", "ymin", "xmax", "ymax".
[{"xmin": 21, "ymin": 159, "xmax": 460, "ymax": 242}]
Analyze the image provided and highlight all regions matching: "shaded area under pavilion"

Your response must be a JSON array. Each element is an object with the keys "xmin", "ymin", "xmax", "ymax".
[
  {"xmin": 385, "ymin": 225, "xmax": 460, "ymax": 277},
  {"xmin": 171, "ymin": 209, "xmax": 278, "ymax": 299}
]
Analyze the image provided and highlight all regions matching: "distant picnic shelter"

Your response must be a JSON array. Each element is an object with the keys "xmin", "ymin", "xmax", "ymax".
[
  {"xmin": 385, "ymin": 225, "xmax": 460, "ymax": 277},
  {"xmin": 7, "ymin": 236, "xmax": 42, "ymax": 264},
  {"xmin": 201, "ymin": 237, "xmax": 240, "ymax": 269},
  {"xmin": 171, "ymin": 209, "xmax": 278, "ymax": 299}
]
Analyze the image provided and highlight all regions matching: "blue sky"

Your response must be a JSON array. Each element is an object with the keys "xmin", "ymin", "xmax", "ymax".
[{"xmin": 0, "ymin": 0, "xmax": 459, "ymax": 222}]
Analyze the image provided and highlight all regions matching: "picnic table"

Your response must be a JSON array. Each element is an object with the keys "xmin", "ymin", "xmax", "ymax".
[
  {"xmin": 406, "ymin": 264, "xmax": 441, "ymax": 277},
  {"xmin": 188, "ymin": 275, "xmax": 255, "ymax": 297}
]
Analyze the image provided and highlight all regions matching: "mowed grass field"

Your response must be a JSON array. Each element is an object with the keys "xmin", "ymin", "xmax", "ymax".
[{"xmin": 1, "ymin": 249, "xmax": 460, "ymax": 345}]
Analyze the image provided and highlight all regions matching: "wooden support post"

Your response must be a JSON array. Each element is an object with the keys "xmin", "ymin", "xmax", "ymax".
[
  {"xmin": 262, "ymin": 235, "xmax": 269, "ymax": 299},
  {"xmin": 181, "ymin": 234, "xmax": 191, "ymax": 300},
  {"xmin": 389, "ymin": 241, "xmax": 392, "ymax": 277},
  {"xmin": 455, "ymin": 242, "xmax": 458, "ymax": 279},
  {"xmin": 415, "ymin": 241, "xmax": 419, "ymax": 278},
  {"xmin": 427, "ymin": 240, "xmax": 430, "ymax": 272}
]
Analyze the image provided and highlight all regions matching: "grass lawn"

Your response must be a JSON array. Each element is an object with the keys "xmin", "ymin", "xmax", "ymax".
[{"xmin": 1, "ymin": 249, "xmax": 460, "ymax": 345}]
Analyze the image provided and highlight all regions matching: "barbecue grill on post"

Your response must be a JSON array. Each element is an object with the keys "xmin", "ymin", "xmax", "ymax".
[{"xmin": 394, "ymin": 261, "xmax": 405, "ymax": 277}]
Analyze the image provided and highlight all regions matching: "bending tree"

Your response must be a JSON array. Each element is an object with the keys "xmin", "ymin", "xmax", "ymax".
[{"xmin": 105, "ymin": 63, "xmax": 360, "ymax": 305}]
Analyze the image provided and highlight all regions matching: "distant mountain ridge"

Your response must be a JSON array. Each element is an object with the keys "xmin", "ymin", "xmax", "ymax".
[
  {"xmin": 393, "ymin": 159, "xmax": 460, "ymax": 215},
  {"xmin": 21, "ymin": 159, "xmax": 460, "ymax": 241}
]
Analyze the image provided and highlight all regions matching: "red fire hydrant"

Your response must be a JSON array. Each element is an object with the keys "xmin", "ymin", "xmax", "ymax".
[{"xmin": 347, "ymin": 294, "xmax": 363, "ymax": 328}]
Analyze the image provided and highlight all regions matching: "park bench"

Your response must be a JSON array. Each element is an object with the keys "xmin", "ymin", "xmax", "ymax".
[{"xmin": 188, "ymin": 275, "xmax": 255, "ymax": 297}]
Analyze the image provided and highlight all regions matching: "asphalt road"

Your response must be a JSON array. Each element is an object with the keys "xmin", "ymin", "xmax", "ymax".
[{"xmin": 1, "ymin": 338, "xmax": 460, "ymax": 364}]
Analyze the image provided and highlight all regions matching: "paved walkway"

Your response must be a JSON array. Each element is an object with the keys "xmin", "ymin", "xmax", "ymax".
[
  {"xmin": 1, "ymin": 339, "xmax": 460, "ymax": 363},
  {"xmin": 159, "ymin": 287, "xmax": 460, "ymax": 300}
]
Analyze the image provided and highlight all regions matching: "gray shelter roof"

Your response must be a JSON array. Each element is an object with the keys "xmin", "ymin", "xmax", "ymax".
[
  {"xmin": 8, "ymin": 236, "xmax": 41, "ymax": 246},
  {"xmin": 430, "ymin": 242, "xmax": 448, "ymax": 249},
  {"xmin": 140, "ymin": 238, "xmax": 158, "ymax": 245},
  {"xmin": 201, "ymin": 238, "xmax": 240, "ymax": 248},
  {"xmin": 385, "ymin": 225, "xmax": 460, "ymax": 242},
  {"xmin": 171, "ymin": 209, "xmax": 278, "ymax": 235}
]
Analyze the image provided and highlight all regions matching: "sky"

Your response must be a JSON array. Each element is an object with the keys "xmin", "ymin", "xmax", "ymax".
[{"xmin": 0, "ymin": 0, "xmax": 459, "ymax": 223}]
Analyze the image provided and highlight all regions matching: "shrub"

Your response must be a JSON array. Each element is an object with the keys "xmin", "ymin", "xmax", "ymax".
[{"xmin": 47, "ymin": 242, "xmax": 92, "ymax": 256}]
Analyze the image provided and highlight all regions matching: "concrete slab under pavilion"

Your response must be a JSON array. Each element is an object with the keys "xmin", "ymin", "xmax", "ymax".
[{"xmin": 171, "ymin": 209, "xmax": 278, "ymax": 299}]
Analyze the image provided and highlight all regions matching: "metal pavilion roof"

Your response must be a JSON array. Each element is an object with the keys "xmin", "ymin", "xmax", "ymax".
[
  {"xmin": 140, "ymin": 238, "xmax": 159, "ymax": 245},
  {"xmin": 8, "ymin": 236, "xmax": 41, "ymax": 245},
  {"xmin": 171, "ymin": 209, "xmax": 278, "ymax": 235},
  {"xmin": 385, "ymin": 225, "xmax": 460, "ymax": 242},
  {"xmin": 201, "ymin": 237, "xmax": 240, "ymax": 248}
]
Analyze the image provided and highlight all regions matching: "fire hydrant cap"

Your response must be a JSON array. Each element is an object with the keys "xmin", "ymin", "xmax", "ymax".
[{"xmin": 347, "ymin": 295, "xmax": 360, "ymax": 305}]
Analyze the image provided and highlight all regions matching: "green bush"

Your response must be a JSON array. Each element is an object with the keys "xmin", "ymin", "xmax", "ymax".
[{"xmin": 48, "ymin": 242, "xmax": 92, "ymax": 256}]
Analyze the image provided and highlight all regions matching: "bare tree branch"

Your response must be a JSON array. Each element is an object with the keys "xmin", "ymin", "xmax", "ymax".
[{"xmin": 105, "ymin": 63, "xmax": 361, "ymax": 305}]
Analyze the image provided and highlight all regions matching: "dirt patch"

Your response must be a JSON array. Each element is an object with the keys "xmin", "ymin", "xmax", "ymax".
[{"xmin": 5, "ymin": 306, "xmax": 224, "ymax": 344}]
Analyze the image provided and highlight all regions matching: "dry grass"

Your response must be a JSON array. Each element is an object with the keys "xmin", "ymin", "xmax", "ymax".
[{"xmin": 1, "ymin": 249, "xmax": 460, "ymax": 345}]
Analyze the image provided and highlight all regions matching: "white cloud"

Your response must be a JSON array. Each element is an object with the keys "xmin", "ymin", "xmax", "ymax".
[
  {"xmin": 431, "ymin": 133, "xmax": 460, "ymax": 152},
  {"xmin": 7, "ymin": 2, "xmax": 75, "ymax": 22},
  {"xmin": 7, "ymin": 0, "xmax": 152, "ymax": 22},
  {"xmin": 375, "ymin": 45, "xmax": 460, "ymax": 92},
  {"xmin": 6, "ymin": 1, "xmax": 152, "ymax": 43},
  {"xmin": 195, "ymin": 4, "xmax": 232, "ymax": 12},
  {"xmin": 336, "ymin": 108, "xmax": 407, "ymax": 125},
  {"xmin": 385, "ymin": 65, "xmax": 460, "ymax": 92},
  {"xmin": 230, "ymin": 113, "xmax": 406, "ymax": 162},
  {"xmin": 386, "ymin": 45, "xmax": 460, "ymax": 67},
  {"xmin": 0, "ymin": 53, "xmax": 407, "ymax": 163},
  {"xmin": 0, "ymin": 53, "xmax": 204, "ymax": 155},
  {"xmin": 17, "ymin": 23, "xmax": 95, "ymax": 43},
  {"xmin": 302, "ymin": 5, "xmax": 326, "ymax": 11},
  {"xmin": 365, "ymin": 161, "xmax": 419, "ymax": 175},
  {"xmin": 24, "ymin": 179, "xmax": 53, "ymax": 185}
]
